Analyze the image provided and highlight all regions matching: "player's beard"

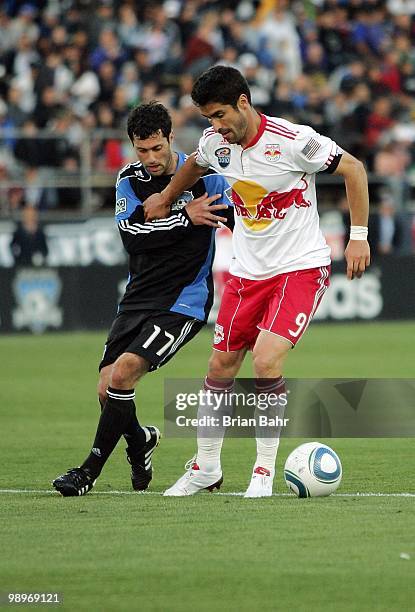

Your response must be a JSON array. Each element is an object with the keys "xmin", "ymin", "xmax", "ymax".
[
  {"xmin": 223, "ymin": 112, "xmax": 248, "ymax": 145},
  {"xmin": 145, "ymin": 151, "xmax": 173, "ymax": 176}
]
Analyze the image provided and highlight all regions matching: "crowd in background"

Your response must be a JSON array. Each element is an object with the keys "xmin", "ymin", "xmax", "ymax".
[{"xmin": 1, "ymin": 0, "xmax": 415, "ymax": 256}]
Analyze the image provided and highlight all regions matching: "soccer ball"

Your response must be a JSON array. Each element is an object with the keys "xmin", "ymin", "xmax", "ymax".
[{"xmin": 284, "ymin": 442, "xmax": 342, "ymax": 498}]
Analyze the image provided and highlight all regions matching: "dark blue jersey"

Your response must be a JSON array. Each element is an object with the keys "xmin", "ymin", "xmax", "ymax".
[{"xmin": 115, "ymin": 152, "xmax": 234, "ymax": 322}]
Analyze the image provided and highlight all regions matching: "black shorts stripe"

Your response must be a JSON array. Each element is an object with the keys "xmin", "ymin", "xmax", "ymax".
[{"xmin": 99, "ymin": 310, "xmax": 205, "ymax": 372}]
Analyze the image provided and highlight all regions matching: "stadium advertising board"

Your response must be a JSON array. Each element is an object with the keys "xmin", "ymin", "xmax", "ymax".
[{"xmin": 0, "ymin": 221, "xmax": 413, "ymax": 333}]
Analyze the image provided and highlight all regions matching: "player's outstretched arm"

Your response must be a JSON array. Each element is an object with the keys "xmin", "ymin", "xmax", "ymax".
[
  {"xmin": 334, "ymin": 151, "xmax": 371, "ymax": 280},
  {"xmin": 144, "ymin": 154, "xmax": 206, "ymax": 221}
]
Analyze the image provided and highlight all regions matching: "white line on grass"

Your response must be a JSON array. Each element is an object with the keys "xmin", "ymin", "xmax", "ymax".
[{"xmin": 0, "ymin": 489, "xmax": 414, "ymax": 498}]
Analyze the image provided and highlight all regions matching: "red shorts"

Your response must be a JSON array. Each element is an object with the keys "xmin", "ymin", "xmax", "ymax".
[{"xmin": 213, "ymin": 266, "xmax": 330, "ymax": 351}]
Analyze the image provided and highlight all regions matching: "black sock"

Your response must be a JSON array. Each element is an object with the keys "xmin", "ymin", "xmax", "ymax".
[
  {"xmin": 82, "ymin": 387, "xmax": 136, "ymax": 478},
  {"xmin": 100, "ymin": 393, "xmax": 146, "ymax": 454},
  {"xmin": 124, "ymin": 413, "xmax": 147, "ymax": 459}
]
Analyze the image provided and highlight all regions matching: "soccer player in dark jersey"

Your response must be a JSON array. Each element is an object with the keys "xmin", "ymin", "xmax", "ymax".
[{"xmin": 52, "ymin": 102, "xmax": 234, "ymax": 497}]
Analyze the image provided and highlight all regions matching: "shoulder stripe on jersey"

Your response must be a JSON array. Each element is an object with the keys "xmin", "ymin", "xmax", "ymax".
[
  {"xmin": 116, "ymin": 161, "xmax": 145, "ymax": 187},
  {"xmin": 266, "ymin": 120, "xmax": 298, "ymax": 135},
  {"xmin": 266, "ymin": 120, "xmax": 299, "ymax": 137},
  {"xmin": 322, "ymin": 142, "xmax": 338, "ymax": 169},
  {"xmin": 265, "ymin": 126, "xmax": 297, "ymax": 141}
]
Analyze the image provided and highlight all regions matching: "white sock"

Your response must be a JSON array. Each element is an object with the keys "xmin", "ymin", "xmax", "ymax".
[
  {"xmin": 254, "ymin": 436, "xmax": 280, "ymax": 473},
  {"xmin": 254, "ymin": 377, "xmax": 286, "ymax": 473},
  {"xmin": 196, "ymin": 437, "xmax": 224, "ymax": 473},
  {"xmin": 196, "ymin": 376, "xmax": 234, "ymax": 473}
]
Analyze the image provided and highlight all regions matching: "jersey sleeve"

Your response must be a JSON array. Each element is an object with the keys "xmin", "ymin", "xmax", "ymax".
[
  {"xmin": 202, "ymin": 172, "xmax": 235, "ymax": 232},
  {"xmin": 115, "ymin": 175, "xmax": 192, "ymax": 254},
  {"xmin": 291, "ymin": 126, "xmax": 343, "ymax": 174}
]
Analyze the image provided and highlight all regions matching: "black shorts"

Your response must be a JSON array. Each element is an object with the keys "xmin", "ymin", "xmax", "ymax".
[{"xmin": 99, "ymin": 310, "xmax": 205, "ymax": 372}]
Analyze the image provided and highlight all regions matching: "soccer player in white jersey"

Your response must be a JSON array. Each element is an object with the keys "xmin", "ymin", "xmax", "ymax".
[{"xmin": 144, "ymin": 66, "xmax": 370, "ymax": 497}]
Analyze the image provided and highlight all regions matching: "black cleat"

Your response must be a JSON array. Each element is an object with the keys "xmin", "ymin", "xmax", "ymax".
[
  {"xmin": 126, "ymin": 426, "xmax": 161, "ymax": 491},
  {"xmin": 52, "ymin": 467, "xmax": 96, "ymax": 497}
]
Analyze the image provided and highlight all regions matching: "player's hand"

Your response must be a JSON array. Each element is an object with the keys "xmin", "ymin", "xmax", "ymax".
[
  {"xmin": 185, "ymin": 193, "xmax": 228, "ymax": 227},
  {"xmin": 344, "ymin": 239, "xmax": 370, "ymax": 280},
  {"xmin": 144, "ymin": 193, "xmax": 171, "ymax": 221}
]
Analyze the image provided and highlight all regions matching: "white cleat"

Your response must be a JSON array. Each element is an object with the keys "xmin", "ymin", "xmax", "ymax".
[
  {"xmin": 164, "ymin": 457, "xmax": 223, "ymax": 497},
  {"xmin": 244, "ymin": 466, "xmax": 274, "ymax": 498}
]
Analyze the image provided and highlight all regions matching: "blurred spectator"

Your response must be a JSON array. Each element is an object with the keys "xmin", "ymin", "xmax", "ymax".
[
  {"xmin": 0, "ymin": 159, "xmax": 23, "ymax": 213},
  {"xmin": 0, "ymin": 9, "xmax": 14, "ymax": 56},
  {"xmin": 365, "ymin": 96, "xmax": 395, "ymax": 150},
  {"xmin": 118, "ymin": 62, "xmax": 141, "ymax": 107},
  {"xmin": 23, "ymin": 167, "xmax": 46, "ymax": 209},
  {"xmin": 132, "ymin": 47, "xmax": 158, "ymax": 85},
  {"xmin": 351, "ymin": 3, "xmax": 390, "ymax": 58},
  {"xmin": 58, "ymin": 156, "xmax": 82, "ymax": 210},
  {"xmin": 33, "ymin": 86, "xmax": 61, "ymax": 128},
  {"xmin": 7, "ymin": 31, "xmax": 39, "ymax": 81},
  {"xmin": 70, "ymin": 62, "xmax": 100, "ymax": 116},
  {"xmin": 374, "ymin": 141, "xmax": 411, "ymax": 210},
  {"xmin": 0, "ymin": 99, "xmax": 15, "ymax": 150},
  {"xmin": 6, "ymin": 85, "xmax": 28, "ymax": 127},
  {"xmin": 388, "ymin": 0, "xmax": 415, "ymax": 15},
  {"xmin": 376, "ymin": 196, "xmax": 402, "ymax": 255},
  {"xmin": 112, "ymin": 85, "xmax": 130, "ymax": 128},
  {"xmin": 14, "ymin": 119, "xmax": 41, "ymax": 167},
  {"xmin": 184, "ymin": 12, "xmax": 221, "ymax": 76},
  {"xmin": 237, "ymin": 53, "xmax": 273, "ymax": 109},
  {"xmin": 117, "ymin": 3, "xmax": 142, "ymax": 48},
  {"xmin": 267, "ymin": 81, "xmax": 295, "ymax": 119},
  {"xmin": 10, "ymin": 206, "xmax": 48, "ymax": 266},
  {"xmin": 90, "ymin": 27, "xmax": 128, "ymax": 72},
  {"xmin": 317, "ymin": 5, "xmax": 351, "ymax": 72},
  {"xmin": 96, "ymin": 59, "xmax": 117, "ymax": 104},
  {"xmin": 34, "ymin": 50, "xmax": 73, "ymax": 100},
  {"xmin": 259, "ymin": 2, "xmax": 302, "ymax": 82},
  {"xmin": 86, "ymin": 1, "xmax": 117, "ymax": 49},
  {"xmin": 9, "ymin": 4, "xmax": 40, "ymax": 47}
]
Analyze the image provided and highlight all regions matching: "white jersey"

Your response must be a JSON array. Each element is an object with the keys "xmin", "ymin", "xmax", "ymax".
[{"xmin": 195, "ymin": 114, "xmax": 342, "ymax": 279}]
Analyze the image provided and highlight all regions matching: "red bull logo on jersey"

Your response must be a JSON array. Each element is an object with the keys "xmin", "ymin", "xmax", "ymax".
[
  {"xmin": 231, "ymin": 177, "xmax": 311, "ymax": 231},
  {"xmin": 264, "ymin": 144, "xmax": 281, "ymax": 163}
]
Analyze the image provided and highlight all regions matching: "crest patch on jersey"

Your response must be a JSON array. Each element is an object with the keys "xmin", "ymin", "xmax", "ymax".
[
  {"xmin": 264, "ymin": 144, "xmax": 281, "ymax": 163},
  {"xmin": 116, "ymin": 197, "xmax": 127, "ymax": 215},
  {"xmin": 172, "ymin": 191, "xmax": 194, "ymax": 210},
  {"xmin": 215, "ymin": 147, "xmax": 231, "ymax": 168},
  {"xmin": 301, "ymin": 138, "xmax": 321, "ymax": 159}
]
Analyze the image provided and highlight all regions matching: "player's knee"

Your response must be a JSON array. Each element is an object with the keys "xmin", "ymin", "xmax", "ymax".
[
  {"xmin": 97, "ymin": 374, "xmax": 109, "ymax": 407},
  {"xmin": 208, "ymin": 352, "xmax": 239, "ymax": 379},
  {"xmin": 252, "ymin": 351, "xmax": 283, "ymax": 378},
  {"xmin": 97, "ymin": 365, "xmax": 112, "ymax": 406},
  {"xmin": 97, "ymin": 386, "xmax": 107, "ymax": 408},
  {"xmin": 110, "ymin": 353, "xmax": 147, "ymax": 389}
]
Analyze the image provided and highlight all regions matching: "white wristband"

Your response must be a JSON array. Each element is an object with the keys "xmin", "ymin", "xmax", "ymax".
[{"xmin": 350, "ymin": 225, "xmax": 368, "ymax": 241}]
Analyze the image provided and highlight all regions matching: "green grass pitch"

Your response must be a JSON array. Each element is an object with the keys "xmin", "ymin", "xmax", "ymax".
[{"xmin": 0, "ymin": 322, "xmax": 414, "ymax": 611}]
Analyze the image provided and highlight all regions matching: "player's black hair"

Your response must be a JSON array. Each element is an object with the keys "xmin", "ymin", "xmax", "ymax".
[
  {"xmin": 127, "ymin": 101, "xmax": 172, "ymax": 142},
  {"xmin": 191, "ymin": 65, "xmax": 252, "ymax": 108}
]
